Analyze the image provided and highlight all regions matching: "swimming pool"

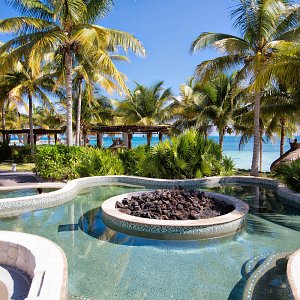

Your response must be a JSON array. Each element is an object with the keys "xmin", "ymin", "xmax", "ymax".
[
  {"xmin": 0, "ymin": 183, "xmax": 299, "ymax": 299},
  {"xmin": 0, "ymin": 188, "xmax": 58, "ymax": 199}
]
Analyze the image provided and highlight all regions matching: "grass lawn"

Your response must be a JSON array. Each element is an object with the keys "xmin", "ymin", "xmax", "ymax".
[{"xmin": 0, "ymin": 163, "xmax": 35, "ymax": 172}]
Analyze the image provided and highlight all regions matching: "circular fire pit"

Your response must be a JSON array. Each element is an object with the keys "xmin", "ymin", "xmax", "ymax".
[{"xmin": 102, "ymin": 188, "xmax": 249, "ymax": 240}]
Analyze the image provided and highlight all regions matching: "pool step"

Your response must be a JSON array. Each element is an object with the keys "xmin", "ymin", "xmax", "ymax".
[
  {"xmin": 0, "ymin": 264, "xmax": 31, "ymax": 300},
  {"xmin": 241, "ymin": 252, "xmax": 271, "ymax": 279},
  {"xmin": 242, "ymin": 252, "xmax": 293, "ymax": 300}
]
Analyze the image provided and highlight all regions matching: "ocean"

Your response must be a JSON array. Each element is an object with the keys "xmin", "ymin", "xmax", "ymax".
[{"xmin": 9, "ymin": 134, "xmax": 291, "ymax": 172}]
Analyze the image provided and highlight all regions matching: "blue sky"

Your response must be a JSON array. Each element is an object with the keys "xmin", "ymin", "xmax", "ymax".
[{"xmin": 0, "ymin": 0, "xmax": 237, "ymax": 94}]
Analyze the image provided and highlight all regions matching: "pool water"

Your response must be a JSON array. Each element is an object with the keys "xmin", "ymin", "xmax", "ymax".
[
  {"xmin": 0, "ymin": 188, "xmax": 57, "ymax": 199},
  {"xmin": 0, "ymin": 183, "xmax": 299, "ymax": 300}
]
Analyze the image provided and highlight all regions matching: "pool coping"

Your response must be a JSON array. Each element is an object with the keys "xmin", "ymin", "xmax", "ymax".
[
  {"xmin": 101, "ymin": 190, "xmax": 249, "ymax": 240},
  {"xmin": 287, "ymin": 249, "xmax": 300, "ymax": 300},
  {"xmin": 0, "ymin": 175, "xmax": 299, "ymax": 218},
  {"xmin": 0, "ymin": 183, "xmax": 66, "ymax": 192},
  {"xmin": 0, "ymin": 231, "xmax": 67, "ymax": 300}
]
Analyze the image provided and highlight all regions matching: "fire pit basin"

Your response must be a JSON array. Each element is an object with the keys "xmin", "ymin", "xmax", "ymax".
[{"xmin": 102, "ymin": 190, "xmax": 249, "ymax": 240}]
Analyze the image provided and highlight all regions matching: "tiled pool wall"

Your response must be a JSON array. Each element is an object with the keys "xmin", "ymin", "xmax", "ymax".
[{"xmin": 0, "ymin": 175, "xmax": 298, "ymax": 218}]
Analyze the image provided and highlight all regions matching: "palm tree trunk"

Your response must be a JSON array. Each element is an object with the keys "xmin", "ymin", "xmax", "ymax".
[
  {"xmin": 75, "ymin": 78, "xmax": 83, "ymax": 146},
  {"xmin": 1, "ymin": 107, "xmax": 5, "ymax": 130},
  {"xmin": 219, "ymin": 128, "xmax": 225, "ymax": 152},
  {"xmin": 28, "ymin": 92, "xmax": 34, "ymax": 157},
  {"xmin": 251, "ymin": 92, "xmax": 261, "ymax": 176},
  {"xmin": 65, "ymin": 48, "xmax": 73, "ymax": 146},
  {"xmin": 280, "ymin": 118, "xmax": 286, "ymax": 156},
  {"xmin": 259, "ymin": 129, "xmax": 263, "ymax": 173}
]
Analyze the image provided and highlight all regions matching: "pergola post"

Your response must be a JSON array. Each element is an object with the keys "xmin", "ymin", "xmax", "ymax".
[
  {"xmin": 159, "ymin": 132, "xmax": 163, "ymax": 142},
  {"xmin": 33, "ymin": 134, "xmax": 37, "ymax": 145},
  {"xmin": 122, "ymin": 133, "xmax": 129, "ymax": 148},
  {"xmin": 54, "ymin": 133, "xmax": 58, "ymax": 144},
  {"xmin": 147, "ymin": 133, "xmax": 152, "ymax": 146},
  {"xmin": 97, "ymin": 133, "xmax": 103, "ymax": 148},
  {"xmin": 27, "ymin": 133, "xmax": 30, "ymax": 145},
  {"xmin": 128, "ymin": 133, "xmax": 133, "ymax": 149}
]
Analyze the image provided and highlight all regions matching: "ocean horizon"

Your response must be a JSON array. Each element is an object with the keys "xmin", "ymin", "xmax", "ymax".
[{"xmin": 9, "ymin": 134, "xmax": 293, "ymax": 172}]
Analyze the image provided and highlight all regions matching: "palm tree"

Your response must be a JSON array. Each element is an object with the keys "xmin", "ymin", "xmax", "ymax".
[
  {"xmin": 74, "ymin": 90, "xmax": 113, "ymax": 145},
  {"xmin": 0, "ymin": 61, "xmax": 53, "ymax": 156},
  {"xmin": 0, "ymin": 0, "xmax": 145, "ymax": 146},
  {"xmin": 198, "ymin": 73, "xmax": 244, "ymax": 150},
  {"xmin": 114, "ymin": 81, "xmax": 173, "ymax": 125},
  {"xmin": 255, "ymin": 41, "xmax": 300, "ymax": 90},
  {"xmin": 260, "ymin": 86, "xmax": 299, "ymax": 156},
  {"xmin": 71, "ymin": 53, "xmax": 129, "ymax": 146},
  {"xmin": 190, "ymin": 0, "xmax": 300, "ymax": 176},
  {"xmin": 168, "ymin": 78, "xmax": 213, "ymax": 138},
  {"xmin": 169, "ymin": 74, "xmax": 247, "ymax": 151}
]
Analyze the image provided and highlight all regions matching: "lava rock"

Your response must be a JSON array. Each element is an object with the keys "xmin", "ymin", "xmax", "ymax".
[{"xmin": 115, "ymin": 187, "xmax": 234, "ymax": 220}]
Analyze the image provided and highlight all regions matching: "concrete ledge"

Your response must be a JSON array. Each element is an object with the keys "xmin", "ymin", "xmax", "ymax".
[
  {"xmin": 287, "ymin": 249, "xmax": 300, "ymax": 300},
  {"xmin": 0, "ymin": 231, "xmax": 67, "ymax": 300},
  {"xmin": 0, "ymin": 175, "xmax": 298, "ymax": 218},
  {"xmin": 102, "ymin": 191, "xmax": 249, "ymax": 240}
]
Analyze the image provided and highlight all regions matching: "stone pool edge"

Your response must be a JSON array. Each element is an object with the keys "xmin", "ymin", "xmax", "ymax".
[
  {"xmin": 0, "ymin": 175, "xmax": 298, "ymax": 218},
  {"xmin": 101, "ymin": 191, "xmax": 249, "ymax": 240}
]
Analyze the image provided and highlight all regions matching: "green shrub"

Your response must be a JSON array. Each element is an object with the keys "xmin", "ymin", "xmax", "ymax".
[
  {"xmin": 76, "ymin": 147, "xmax": 124, "ymax": 177},
  {"xmin": 36, "ymin": 145, "xmax": 124, "ymax": 180},
  {"xmin": 139, "ymin": 129, "xmax": 235, "ymax": 179},
  {"xmin": 36, "ymin": 145, "xmax": 83, "ymax": 180},
  {"xmin": 35, "ymin": 130, "xmax": 235, "ymax": 180},
  {"xmin": 118, "ymin": 145, "xmax": 149, "ymax": 175},
  {"xmin": 13, "ymin": 146, "xmax": 34, "ymax": 163},
  {"xmin": 274, "ymin": 159, "xmax": 300, "ymax": 192}
]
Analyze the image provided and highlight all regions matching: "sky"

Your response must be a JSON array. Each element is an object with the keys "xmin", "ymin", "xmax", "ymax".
[{"xmin": 0, "ymin": 0, "xmax": 237, "ymax": 95}]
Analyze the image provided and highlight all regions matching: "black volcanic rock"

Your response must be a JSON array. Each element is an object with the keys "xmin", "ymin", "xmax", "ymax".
[{"xmin": 116, "ymin": 187, "xmax": 234, "ymax": 220}]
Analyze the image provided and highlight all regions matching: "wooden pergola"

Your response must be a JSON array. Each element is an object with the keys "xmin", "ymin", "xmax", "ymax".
[
  {"xmin": 90, "ymin": 125, "xmax": 170, "ymax": 149},
  {"xmin": 1, "ymin": 129, "xmax": 62, "ymax": 145}
]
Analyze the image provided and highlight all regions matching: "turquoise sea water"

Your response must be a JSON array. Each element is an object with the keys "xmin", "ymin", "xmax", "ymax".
[
  {"xmin": 10, "ymin": 134, "xmax": 293, "ymax": 171},
  {"xmin": 0, "ymin": 183, "xmax": 299, "ymax": 299}
]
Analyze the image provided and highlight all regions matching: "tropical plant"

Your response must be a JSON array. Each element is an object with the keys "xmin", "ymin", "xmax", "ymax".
[
  {"xmin": 190, "ymin": 0, "xmax": 300, "ymax": 176},
  {"xmin": 114, "ymin": 81, "xmax": 173, "ymax": 125},
  {"xmin": 139, "ymin": 129, "xmax": 235, "ymax": 179},
  {"xmin": 0, "ymin": 60, "xmax": 53, "ymax": 155},
  {"xmin": 35, "ymin": 145, "xmax": 124, "ymax": 180},
  {"xmin": 274, "ymin": 159, "xmax": 300, "ymax": 192},
  {"xmin": 0, "ymin": 0, "xmax": 146, "ymax": 145},
  {"xmin": 168, "ymin": 78, "xmax": 213, "ymax": 137},
  {"xmin": 76, "ymin": 147, "xmax": 124, "ymax": 177},
  {"xmin": 118, "ymin": 145, "xmax": 150, "ymax": 176}
]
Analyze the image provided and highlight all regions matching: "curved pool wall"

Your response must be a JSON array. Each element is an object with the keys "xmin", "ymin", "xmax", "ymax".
[
  {"xmin": 1, "ymin": 182, "xmax": 300, "ymax": 299},
  {"xmin": 0, "ymin": 231, "xmax": 68, "ymax": 300},
  {"xmin": 0, "ymin": 175, "xmax": 298, "ymax": 218},
  {"xmin": 102, "ymin": 191, "xmax": 249, "ymax": 240}
]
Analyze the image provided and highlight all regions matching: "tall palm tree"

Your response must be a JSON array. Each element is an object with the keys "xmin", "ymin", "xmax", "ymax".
[
  {"xmin": 190, "ymin": 0, "xmax": 300, "ymax": 176},
  {"xmin": 199, "ymin": 73, "xmax": 244, "ymax": 150},
  {"xmin": 114, "ymin": 81, "xmax": 173, "ymax": 125},
  {"xmin": 0, "ymin": 0, "xmax": 145, "ymax": 146},
  {"xmin": 169, "ymin": 74, "xmax": 247, "ymax": 151},
  {"xmin": 71, "ymin": 53, "xmax": 128, "ymax": 146},
  {"xmin": 0, "ymin": 61, "xmax": 53, "ymax": 155}
]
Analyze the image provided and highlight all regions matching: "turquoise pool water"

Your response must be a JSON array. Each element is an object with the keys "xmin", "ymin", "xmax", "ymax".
[
  {"xmin": 0, "ymin": 188, "xmax": 57, "ymax": 199},
  {"xmin": 0, "ymin": 183, "xmax": 299, "ymax": 300}
]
